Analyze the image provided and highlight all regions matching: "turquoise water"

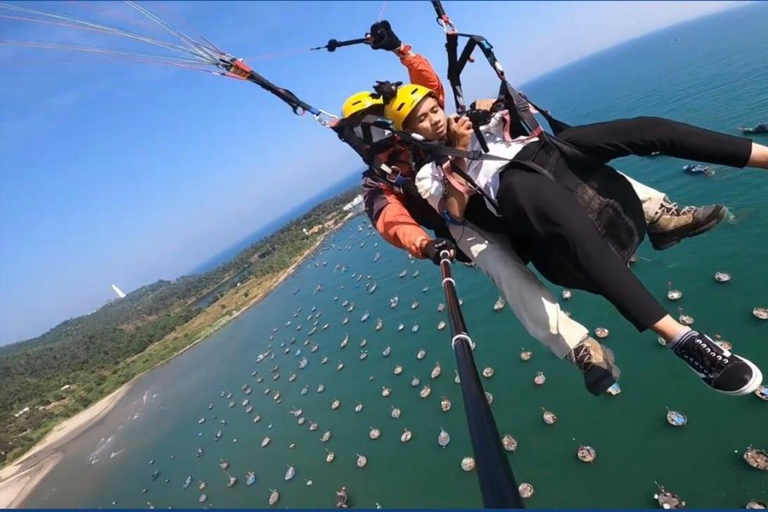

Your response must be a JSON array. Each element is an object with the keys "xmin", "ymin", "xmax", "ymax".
[{"xmin": 22, "ymin": 5, "xmax": 768, "ymax": 509}]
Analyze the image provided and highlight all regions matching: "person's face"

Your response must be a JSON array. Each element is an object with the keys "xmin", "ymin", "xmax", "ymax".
[{"xmin": 404, "ymin": 96, "xmax": 447, "ymax": 141}]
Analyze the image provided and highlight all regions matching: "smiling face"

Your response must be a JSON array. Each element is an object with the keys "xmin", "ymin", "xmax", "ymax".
[{"xmin": 403, "ymin": 96, "xmax": 448, "ymax": 141}]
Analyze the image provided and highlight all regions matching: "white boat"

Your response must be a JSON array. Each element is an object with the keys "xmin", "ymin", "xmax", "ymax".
[
  {"xmin": 411, "ymin": 323, "xmax": 420, "ymax": 333},
  {"xmin": 411, "ymin": 377, "xmax": 420, "ymax": 387},
  {"xmin": 394, "ymin": 365, "xmax": 403, "ymax": 375},
  {"xmin": 321, "ymin": 356, "xmax": 329, "ymax": 365},
  {"xmin": 325, "ymin": 450, "xmax": 335, "ymax": 463},
  {"xmin": 355, "ymin": 402, "xmax": 363, "ymax": 413},
  {"xmin": 420, "ymin": 385, "xmax": 432, "ymax": 398},
  {"xmin": 330, "ymin": 398, "xmax": 341, "ymax": 410},
  {"xmin": 678, "ymin": 307, "xmax": 695, "ymax": 325},
  {"xmin": 309, "ymin": 422, "xmax": 318, "ymax": 431},
  {"xmin": 359, "ymin": 351, "xmax": 368, "ymax": 360},
  {"xmin": 437, "ymin": 303, "xmax": 445, "ymax": 312},
  {"xmin": 375, "ymin": 319, "xmax": 383, "ymax": 331},
  {"xmin": 754, "ymin": 307, "xmax": 768, "ymax": 320},
  {"xmin": 398, "ymin": 323, "xmax": 405, "ymax": 331},
  {"xmin": 299, "ymin": 357, "xmax": 308, "ymax": 369},
  {"xmin": 253, "ymin": 415, "xmax": 261, "ymax": 423},
  {"xmin": 360, "ymin": 311, "xmax": 370, "ymax": 322},
  {"xmin": 440, "ymin": 397, "xmax": 451, "ymax": 412},
  {"xmin": 369, "ymin": 427, "xmax": 381, "ymax": 440},
  {"xmin": 438, "ymin": 428, "xmax": 450, "ymax": 448},
  {"xmin": 666, "ymin": 407, "xmax": 688, "ymax": 427},
  {"xmin": 461, "ymin": 457, "xmax": 475, "ymax": 472},
  {"xmin": 398, "ymin": 269, "xmax": 407, "ymax": 278},
  {"xmin": 261, "ymin": 436, "xmax": 271, "ymax": 447},
  {"xmin": 562, "ymin": 289, "xmax": 572, "ymax": 300},
  {"xmin": 520, "ymin": 349, "xmax": 532, "ymax": 361},
  {"xmin": 755, "ymin": 385, "xmax": 768, "ymax": 401},
  {"xmin": 606, "ymin": 383, "xmax": 622, "ymax": 395},
  {"xmin": 369, "ymin": 281, "xmax": 378, "ymax": 293},
  {"xmin": 337, "ymin": 361, "xmax": 345, "ymax": 371},
  {"xmin": 198, "ymin": 417, "xmax": 205, "ymax": 425},
  {"xmin": 417, "ymin": 349, "xmax": 426, "ymax": 360},
  {"xmin": 482, "ymin": 366, "xmax": 494, "ymax": 378},
  {"xmin": 542, "ymin": 408, "xmax": 557, "ymax": 425},
  {"xmin": 340, "ymin": 334, "xmax": 349, "ymax": 348},
  {"xmin": 382, "ymin": 346, "xmax": 391, "ymax": 357},
  {"xmin": 360, "ymin": 338, "xmax": 368, "ymax": 347},
  {"xmin": 519, "ymin": 483, "xmax": 534, "ymax": 499},
  {"xmin": 502, "ymin": 434, "xmax": 517, "ymax": 452},
  {"xmin": 454, "ymin": 371, "xmax": 460, "ymax": 384},
  {"xmin": 411, "ymin": 300, "xmax": 419, "ymax": 310},
  {"xmin": 437, "ymin": 320, "xmax": 446, "ymax": 331},
  {"xmin": 321, "ymin": 431, "xmax": 332, "ymax": 443},
  {"xmin": 534, "ymin": 371, "xmax": 546, "ymax": 385},
  {"xmin": 268, "ymin": 489, "xmax": 279, "ymax": 506},
  {"xmin": 318, "ymin": 384, "xmax": 325, "ymax": 393},
  {"xmin": 300, "ymin": 386, "xmax": 308, "ymax": 395},
  {"xmin": 311, "ymin": 344, "xmax": 318, "ymax": 353},
  {"xmin": 284, "ymin": 465, "xmax": 295, "ymax": 481},
  {"xmin": 342, "ymin": 317, "xmax": 349, "ymax": 325},
  {"xmin": 297, "ymin": 417, "xmax": 305, "ymax": 425},
  {"xmin": 493, "ymin": 296, "xmax": 505, "ymax": 311},
  {"xmin": 390, "ymin": 295, "xmax": 399, "ymax": 308},
  {"xmin": 381, "ymin": 387, "xmax": 392, "ymax": 397},
  {"xmin": 486, "ymin": 392, "xmax": 494, "ymax": 404},
  {"xmin": 431, "ymin": 362, "xmax": 442, "ymax": 379},
  {"xmin": 714, "ymin": 271, "xmax": 731, "ymax": 283},
  {"xmin": 245, "ymin": 405, "xmax": 253, "ymax": 414},
  {"xmin": 666, "ymin": 282, "xmax": 682, "ymax": 301},
  {"xmin": 577, "ymin": 445, "xmax": 597, "ymax": 463},
  {"xmin": 288, "ymin": 373, "xmax": 297, "ymax": 382},
  {"xmin": 594, "ymin": 327, "xmax": 609, "ymax": 339},
  {"xmin": 391, "ymin": 407, "xmax": 401, "ymax": 419},
  {"xmin": 401, "ymin": 429, "xmax": 412, "ymax": 443}
]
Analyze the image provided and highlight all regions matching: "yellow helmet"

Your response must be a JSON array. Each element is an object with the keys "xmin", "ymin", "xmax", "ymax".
[
  {"xmin": 341, "ymin": 91, "xmax": 383, "ymax": 119},
  {"xmin": 383, "ymin": 84, "xmax": 434, "ymax": 130}
]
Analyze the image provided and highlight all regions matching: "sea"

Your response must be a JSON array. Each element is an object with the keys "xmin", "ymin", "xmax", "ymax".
[{"xmin": 21, "ymin": 4, "xmax": 768, "ymax": 509}]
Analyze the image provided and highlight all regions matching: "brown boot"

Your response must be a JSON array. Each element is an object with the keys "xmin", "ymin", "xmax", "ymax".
[
  {"xmin": 566, "ymin": 337, "xmax": 621, "ymax": 396},
  {"xmin": 647, "ymin": 200, "xmax": 727, "ymax": 251}
]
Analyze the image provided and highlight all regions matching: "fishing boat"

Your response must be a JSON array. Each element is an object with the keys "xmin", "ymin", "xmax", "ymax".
[
  {"xmin": 398, "ymin": 269, "xmax": 408, "ymax": 278},
  {"xmin": 411, "ymin": 299, "xmax": 420, "ymax": 310},
  {"xmin": 390, "ymin": 295, "xmax": 399, "ymax": 308},
  {"xmin": 284, "ymin": 465, "xmax": 295, "ymax": 481},
  {"xmin": 359, "ymin": 351, "xmax": 368, "ymax": 361},
  {"xmin": 502, "ymin": 434, "xmax": 517, "ymax": 452},
  {"xmin": 321, "ymin": 356, "xmax": 329, "ymax": 365},
  {"xmin": 440, "ymin": 397, "xmax": 451, "ymax": 412},
  {"xmin": 369, "ymin": 427, "xmax": 381, "ymax": 440},
  {"xmin": 667, "ymin": 282, "xmax": 683, "ymax": 301},
  {"xmin": 336, "ymin": 486, "xmax": 349, "ymax": 509},
  {"xmin": 493, "ymin": 296, "xmax": 505, "ymax": 311},
  {"xmin": 261, "ymin": 436, "xmax": 271, "ymax": 447},
  {"xmin": 606, "ymin": 383, "xmax": 622, "ymax": 396},
  {"xmin": 682, "ymin": 163, "xmax": 714, "ymax": 175},
  {"xmin": 310, "ymin": 422, "xmax": 318, "ymax": 431},
  {"xmin": 263, "ymin": 388, "xmax": 271, "ymax": 395},
  {"xmin": 289, "ymin": 373, "xmax": 297, "ymax": 382},
  {"xmin": 215, "ymin": 429, "xmax": 223, "ymax": 441},
  {"xmin": 360, "ymin": 311, "xmax": 370, "ymax": 322},
  {"xmin": 246, "ymin": 472, "xmax": 256, "ymax": 486},
  {"xmin": 226, "ymin": 475, "xmax": 237, "ymax": 488},
  {"xmin": 678, "ymin": 307, "xmax": 695, "ymax": 325},
  {"xmin": 520, "ymin": 349, "xmax": 533, "ymax": 361},
  {"xmin": 739, "ymin": 122, "xmax": 768, "ymax": 134},
  {"xmin": 342, "ymin": 317, "xmax": 349, "ymax": 325},
  {"xmin": 322, "ymin": 323, "xmax": 330, "ymax": 330},
  {"xmin": 666, "ymin": 408, "xmax": 688, "ymax": 427},
  {"xmin": 714, "ymin": 271, "xmax": 731, "ymax": 283},
  {"xmin": 413, "ymin": 270, "xmax": 420, "ymax": 278},
  {"xmin": 486, "ymin": 392, "xmax": 494, "ymax": 405},
  {"xmin": 754, "ymin": 307, "xmax": 768, "ymax": 320},
  {"xmin": 438, "ymin": 428, "xmax": 450, "ymax": 448},
  {"xmin": 355, "ymin": 402, "xmax": 364, "ymax": 413},
  {"xmin": 356, "ymin": 454, "xmax": 368, "ymax": 468},
  {"xmin": 411, "ymin": 377, "xmax": 421, "ymax": 387},
  {"xmin": 290, "ymin": 408, "xmax": 303, "ymax": 418},
  {"xmin": 482, "ymin": 366, "xmax": 495, "ymax": 378},
  {"xmin": 272, "ymin": 373, "xmax": 280, "ymax": 381},
  {"xmin": 382, "ymin": 387, "xmax": 392, "ymax": 397},
  {"xmin": 654, "ymin": 482, "xmax": 686, "ymax": 509},
  {"xmin": 198, "ymin": 417, "xmax": 205, "ymax": 425},
  {"xmin": 534, "ymin": 371, "xmax": 546, "ymax": 385},
  {"xmin": 437, "ymin": 303, "xmax": 445, "ymax": 312},
  {"xmin": 744, "ymin": 446, "xmax": 768, "ymax": 471},
  {"xmin": 577, "ymin": 445, "xmax": 597, "ymax": 463},
  {"xmin": 268, "ymin": 489, "xmax": 280, "ymax": 506},
  {"xmin": 300, "ymin": 385, "xmax": 309, "ymax": 395},
  {"xmin": 245, "ymin": 404, "xmax": 253, "ymax": 414},
  {"xmin": 375, "ymin": 319, "xmax": 383, "ymax": 331},
  {"xmin": 401, "ymin": 429, "xmax": 413, "ymax": 443},
  {"xmin": 542, "ymin": 407, "xmax": 557, "ymax": 425},
  {"xmin": 342, "ymin": 299, "xmax": 349, "ymax": 307},
  {"xmin": 310, "ymin": 344, "xmax": 319, "ymax": 353},
  {"xmin": 256, "ymin": 375, "xmax": 264, "ymax": 383},
  {"xmin": 199, "ymin": 493, "xmax": 207, "ymax": 503},
  {"xmin": 394, "ymin": 364, "xmax": 403, "ymax": 375},
  {"xmin": 347, "ymin": 303, "xmax": 355, "ymax": 312},
  {"xmin": 461, "ymin": 457, "xmax": 475, "ymax": 472},
  {"xmin": 431, "ymin": 362, "xmax": 442, "ymax": 379},
  {"xmin": 298, "ymin": 417, "xmax": 306, "ymax": 425},
  {"xmin": 360, "ymin": 338, "xmax": 368, "ymax": 347},
  {"xmin": 299, "ymin": 357, "xmax": 308, "ymax": 369},
  {"xmin": 391, "ymin": 407, "xmax": 402, "ymax": 419},
  {"xmin": 518, "ymin": 483, "xmax": 535, "ymax": 499},
  {"xmin": 283, "ymin": 347, "xmax": 291, "ymax": 355},
  {"xmin": 321, "ymin": 431, "xmax": 332, "ymax": 443},
  {"xmin": 252, "ymin": 413, "xmax": 262, "ymax": 423},
  {"xmin": 182, "ymin": 475, "xmax": 192, "ymax": 489},
  {"xmin": 198, "ymin": 481, "xmax": 207, "ymax": 490},
  {"xmin": 398, "ymin": 323, "xmax": 405, "ymax": 331},
  {"xmin": 337, "ymin": 361, "xmax": 345, "ymax": 371},
  {"xmin": 756, "ymin": 385, "xmax": 768, "ymax": 401},
  {"xmin": 369, "ymin": 281, "xmax": 378, "ymax": 293},
  {"xmin": 594, "ymin": 327, "xmax": 609, "ymax": 339},
  {"xmin": 228, "ymin": 400, "xmax": 236, "ymax": 408},
  {"xmin": 325, "ymin": 450, "xmax": 336, "ymax": 463},
  {"xmin": 331, "ymin": 399, "xmax": 340, "ymax": 410},
  {"xmin": 417, "ymin": 348, "xmax": 426, "ymax": 360},
  {"xmin": 382, "ymin": 346, "xmax": 391, "ymax": 357},
  {"xmin": 420, "ymin": 385, "xmax": 432, "ymax": 398}
]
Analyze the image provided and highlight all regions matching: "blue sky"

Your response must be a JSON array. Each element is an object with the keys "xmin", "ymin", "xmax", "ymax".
[{"xmin": 0, "ymin": 0, "xmax": 737, "ymax": 345}]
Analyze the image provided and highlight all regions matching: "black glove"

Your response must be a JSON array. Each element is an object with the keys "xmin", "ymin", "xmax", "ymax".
[
  {"xmin": 423, "ymin": 238, "xmax": 456, "ymax": 265},
  {"xmin": 368, "ymin": 20, "xmax": 402, "ymax": 52}
]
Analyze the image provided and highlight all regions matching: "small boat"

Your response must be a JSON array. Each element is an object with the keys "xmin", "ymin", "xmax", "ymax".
[
  {"xmin": 321, "ymin": 356, "xmax": 329, "ymax": 365},
  {"xmin": 666, "ymin": 408, "xmax": 688, "ymax": 427},
  {"xmin": 196, "ymin": 447, "xmax": 204, "ymax": 458},
  {"xmin": 520, "ymin": 349, "xmax": 532, "ymax": 361},
  {"xmin": 298, "ymin": 417, "xmax": 306, "ymax": 425},
  {"xmin": 422, "ymin": 286, "xmax": 429, "ymax": 293},
  {"xmin": 342, "ymin": 317, "xmax": 349, "ymax": 325},
  {"xmin": 454, "ymin": 371, "xmax": 460, "ymax": 384},
  {"xmin": 440, "ymin": 397, "xmax": 451, "ymax": 412},
  {"xmin": 411, "ymin": 299, "xmax": 420, "ymax": 310},
  {"xmin": 486, "ymin": 392, "xmax": 494, "ymax": 405},
  {"xmin": 359, "ymin": 351, "xmax": 368, "ymax": 361},
  {"xmin": 263, "ymin": 388, "xmax": 270, "ymax": 395},
  {"xmin": 336, "ymin": 486, "xmax": 349, "ymax": 509},
  {"xmin": 502, "ymin": 434, "xmax": 517, "ymax": 452},
  {"xmin": 493, "ymin": 296, "xmax": 505, "ymax": 311},
  {"xmin": 150, "ymin": 470, "xmax": 160, "ymax": 481},
  {"xmin": 542, "ymin": 408, "xmax": 557, "ymax": 425},
  {"xmin": 325, "ymin": 450, "xmax": 335, "ymax": 463},
  {"xmin": 382, "ymin": 346, "xmax": 391, "ymax": 357},
  {"xmin": 347, "ymin": 304, "xmax": 355, "ymax": 312},
  {"xmin": 398, "ymin": 323, "xmax": 405, "ymax": 331},
  {"xmin": 594, "ymin": 327, "xmax": 609, "ymax": 339},
  {"xmin": 438, "ymin": 428, "xmax": 450, "ymax": 448},
  {"xmin": 356, "ymin": 454, "xmax": 368, "ymax": 468},
  {"xmin": 394, "ymin": 365, "xmax": 403, "ymax": 375},
  {"xmin": 401, "ymin": 429, "xmax": 413, "ymax": 443},
  {"xmin": 577, "ymin": 445, "xmax": 597, "ymax": 463},
  {"xmin": 340, "ymin": 334, "xmax": 349, "ymax": 348},
  {"xmin": 369, "ymin": 281, "xmax": 378, "ymax": 293},
  {"xmin": 420, "ymin": 385, "xmax": 432, "ymax": 398},
  {"xmin": 360, "ymin": 338, "xmax": 368, "ymax": 347},
  {"xmin": 261, "ymin": 436, "xmax": 271, "ymax": 447},
  {"xmin": 437, "ymin": 303, "xmax": 445, "ymax": 312},
  {"xmin": 288, "ymin": 373, "xmax": 297, "ymax": 382},
  {"xmin": 245, "ymin": 405, "xmax": 253, "ymax": 414},
  {"xmin": 667, "ymin": 282, "xmax": 682, "ymax": 301},
  {"xmin": 682, "ymin": 163, "xmax": 714, "ymax": 175},
  {"xmin": 228, "ymin": 401, "xmax": 236, "ymax": 408},
  {"xmin": 382, "ymin": 387, "xmax": 392, "ymax": 397},
  {"xmin": 482, "ymin": 366, "xmax": 494, "ymax": 378},
  {"xmin": 461, "ymin": 457, "xmax": 475, "ymax": 472},
  {"xmin": 198, "ymin": 417, "xmax": 206, "ymax": 424},
  {"xmin": 342, "ymin": 299, "xmax": 349, "ymax": 307},
  {"xmin": 199, "ymin": 493, "xmax": 207, "ymax": 503},
  {"xmin": 256, "ymin": 376, "xmax": 264, "ymax": 383},
  {"xmin": 411, "ymin": 377, "xmax": 421, "ymax": 387},
  {"xmin": 753, "ymin": 307, "xmax": 768, "ymax": 320},
  {"xmin": 375, "ymin": 319, "xmax": 383, "ymax": 331},
  {"xmin": 322, "ymin": 323, "xmax": 330, "ymax": 330},
  {"xmin": 284, "ymin": 347, "xmax": 291, "ymax": 354},
  {"xmin": 743, "ymin": 446, "xmax": 768, "ymax": 471},
  {"xmin": 215, "ymin": 429, "xmax": 223, "ymax": 441},
  {"xmin": 246, "ymin": 472, "xmax": 256, "ymax": 486},
  {"xmin": 411, "ymin": 323, "xmax": 420, "ymax": 333},
  {"xmin": 654, "ymin": 482, "xmax": 685, "ymax": 509},
  {"xmin": 331, "ymin": 399, "xmax": 341, "ymax": 410},
  {"xmin": 198, "ymin": 481, "xmax": 207, "ymax": 490},
  {"xmin": 606, "ymin": 383, "xmax": 622, "ymax": 396},
  {"xmin": 417, "ymin": 349, "xmax": 426, "ymax": 360},
  {"xmin": 412, "ymin": 270, "xmax": 420, "ymax": 278},
  {"xmin": 355, "ymin": 402, "xmax": 363, "ymax": 413},
  {"xmin": 714, "ymin": 271, "xmax": 731, "ymax": 283},
  {"xmin": 437, "ymin": 320, "xmax": 446, "ymax": 330},
  {"xmin": 360, "ymin": 311, "xmax": 370, "ymax": 322},
  {"xmin": 321, "ymin": 431, "xmax": 332, "ymax": 443},
  {"xmin": 534, "ymin": 372, "xmax": 546, "ymax": 386},
  {"xmin": 398, "ymin": 269, "xmax": 408, "ymax": 278},
  {"xmin": 207, "ymin": 403, "xmax": 214, "ymax": 410},
  {"xmin": 755, "ymin": 385, "xmax": 768, "ymax": 401},
  {"xmin": 269, "ymin": 489, "xmax": 280, "ymax": 506},
  {"xmin": 431, "ymin": 362, "xmax": 442, "ymax": 379},
  {"xmin": 290, "ymin": 408, "xmax": 303, "ymax": 418},
  {"xmin": 677, "ymin": 307, "xmax": 694, "ymax": 326},
  {"xmin": 746, "ymin": 501, "xmax": 768, "ymax": 509},
  {"xmin": 738, "ymin": 122, "xmax": 768, "ymax": 134},
  {"xmin": 299, "ymin": 357, "xmax": 308, "ymax": 369},
  {"xmin": 284, "ymin": 465, "xmax": 295, "ymax": 481},
  {"xmin": 311, "ymin": 344, "xmax": 319, "ymax": 353},
  {"xmin": 519, "ymin": 483, "xmax": 534, "ymax": 499},
  {"xmin": 369, "ymin": 427, "xmax": 381, "ymax": 440},
  {"xmin": 226, "ymin": 475, "xmax": 238, "ymax": 488},
  {"xmin": 310, "ymin": 423, "xmax": 318, "ymax": 431},
  {"xmin": 391, "ymin": 407, "xmax": 401, "ymax": 419},
  {"xmin": 657, "ymin": 336, "xmax": 667, "ymax": 346},
  {"xmin": 712, "ymin": 334, "xmax": 732, "ymax": 351},
  {"xmin": 337, "ymin": 361, "xmax": 345, "ymax": 371}
]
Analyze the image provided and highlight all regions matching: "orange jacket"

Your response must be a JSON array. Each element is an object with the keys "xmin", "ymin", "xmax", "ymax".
[{"xmin": 365, "ymin": 49, "xmax": 445, "ymax": 259}]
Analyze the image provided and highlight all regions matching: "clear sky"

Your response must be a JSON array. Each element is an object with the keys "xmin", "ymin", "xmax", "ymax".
[{"xmin": 0, "ymin": 1, "xmax": 738, "ymax": 345}]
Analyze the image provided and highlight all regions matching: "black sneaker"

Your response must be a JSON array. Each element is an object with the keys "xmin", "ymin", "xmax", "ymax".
[
  {"xmin": 672, "ymin": 331, "xmax": 763, "ymax": 395},
  {"xmin": 647, "ymin": 202, "xmax": 727, "ymax": 251},
  {"xmin": 565, "ymin": 337, "xmax": 621, "ymax": 396}
]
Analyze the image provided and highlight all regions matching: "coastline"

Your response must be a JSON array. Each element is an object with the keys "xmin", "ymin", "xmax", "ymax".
[{"xmin": 0, "ymin": 211, "xmax": 357, "ymax": 508}]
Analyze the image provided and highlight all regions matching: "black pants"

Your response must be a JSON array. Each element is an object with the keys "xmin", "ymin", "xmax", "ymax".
[{"xmin": 496, "ymin": 117, "xmax": 753, "ymax": 331}]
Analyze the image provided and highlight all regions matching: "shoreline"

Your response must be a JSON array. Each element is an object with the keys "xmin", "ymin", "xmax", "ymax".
[{"xmin": 0, "ymin": 212, "xmax": 357, "ymax": 508}]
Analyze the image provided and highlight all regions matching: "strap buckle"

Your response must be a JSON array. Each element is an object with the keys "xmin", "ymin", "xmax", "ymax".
[{"xmin": 312, "ymin": 109, "xmax": 338, "ymax": 127}]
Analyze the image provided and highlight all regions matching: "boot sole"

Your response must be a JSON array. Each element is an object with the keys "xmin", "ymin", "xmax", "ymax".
[
  {"xmin": 584, "ymin": 346, "xmax": 621, "ymax": 396},
  {"xmin": 650, "ymin": 206, "xmax": 728, "ymax": 251}
]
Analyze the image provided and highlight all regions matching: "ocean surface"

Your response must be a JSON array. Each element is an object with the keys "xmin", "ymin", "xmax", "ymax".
[{"xmin": 22, "ymin": 5, "xmax": 768, "ymax": 509}]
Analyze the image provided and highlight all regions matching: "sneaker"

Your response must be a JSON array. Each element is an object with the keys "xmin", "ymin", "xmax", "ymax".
[
  {"xmin": 647, "ymin": 201, "xmax": 727, "ymax": 251},
  {"xmin": 566, "ymin": 337, "xmax": 621, "ymax": 396},
  {"xmin": 672, "ymin": 331, "xmax": 763, "ymax": 395}
]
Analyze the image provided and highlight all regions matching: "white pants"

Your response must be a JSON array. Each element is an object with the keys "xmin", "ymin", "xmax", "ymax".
[{"xmin": 447, "ymin": 176, "xmax": 666, "ymax": 359}]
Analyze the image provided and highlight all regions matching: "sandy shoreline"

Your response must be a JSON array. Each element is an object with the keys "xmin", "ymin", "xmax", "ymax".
[{"xmin": 0, "ymin": 212, "xmax": 357, "ymax": 508}]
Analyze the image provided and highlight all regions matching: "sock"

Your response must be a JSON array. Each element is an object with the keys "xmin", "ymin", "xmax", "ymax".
[{"xmin": 667, "ymin": 327, "xmax": 693, "ymax": 350}]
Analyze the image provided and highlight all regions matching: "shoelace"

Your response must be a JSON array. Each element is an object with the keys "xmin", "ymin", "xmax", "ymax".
[
  {"xmin": 571, "ymin": 344, "xmax": 594, "ymax": 370},
  {"xmin": 659, "ymin": 200, "xmax": 697, "ymax": 217},
  {"xmin": 677, "ymin": 336, "xmax": 729, "ymax": 378}
]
